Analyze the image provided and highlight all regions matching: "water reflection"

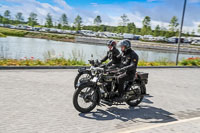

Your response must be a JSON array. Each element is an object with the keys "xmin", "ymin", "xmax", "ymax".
[{"xmin": 0, "ymin": 36, "xmax": 199, "ymax": 62}]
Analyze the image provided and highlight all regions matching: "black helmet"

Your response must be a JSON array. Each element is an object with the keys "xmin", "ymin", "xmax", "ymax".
[
  {"xmin": 118, "ymin": 39, "xmax": 131, "ymax": 51},
  {"xmin": 107, "ymin": 40, "xmax": 116, "ymax": 47}
]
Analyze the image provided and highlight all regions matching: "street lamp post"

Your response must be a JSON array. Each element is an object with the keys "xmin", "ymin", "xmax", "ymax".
[{"xmin": 176, "ymin": 0, "xmax": 187, "ymax": 65}]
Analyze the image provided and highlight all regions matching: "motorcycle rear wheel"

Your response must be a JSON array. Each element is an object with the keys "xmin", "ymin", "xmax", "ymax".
[
  {"xmin": 126, "ymin": 84, "xmax": 145, "ymax": 107},
  {"xmin": 126, "ymin": 95, "xmax": 144, "ymax": 107}
]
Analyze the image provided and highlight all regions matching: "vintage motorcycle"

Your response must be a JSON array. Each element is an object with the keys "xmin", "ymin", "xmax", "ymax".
[{"xmin": 73, "ymin": 66, "xmax": 149, "ymax": 113}]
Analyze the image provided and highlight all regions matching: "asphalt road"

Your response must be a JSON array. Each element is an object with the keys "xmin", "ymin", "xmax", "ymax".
[{"xmin": 0, "ymin": 68, "xmax": 200, "ymax": 133}]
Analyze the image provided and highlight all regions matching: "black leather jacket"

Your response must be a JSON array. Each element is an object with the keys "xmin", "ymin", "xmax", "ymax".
[
  {"xmin": 101, "ymin": 47, "xmax": 121, "ymax": 65},
  {"xmin": 119, "ymin": 48, "xmax": 139, "ymax": 75}
]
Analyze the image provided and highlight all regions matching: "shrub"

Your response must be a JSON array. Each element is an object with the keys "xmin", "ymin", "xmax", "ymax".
[{"xmin": 179, "ymin": 57, "xmax": 200, "ymax": 66}]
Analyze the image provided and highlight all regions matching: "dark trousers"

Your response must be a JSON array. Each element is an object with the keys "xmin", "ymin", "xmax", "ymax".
[{"xmin": 116, "ymin": 72, "xmax": 134, "ymax": 96}]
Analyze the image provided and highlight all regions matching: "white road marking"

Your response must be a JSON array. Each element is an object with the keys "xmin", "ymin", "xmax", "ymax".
[{"xmin": 117, "ymin": 117, "xmax": 200, "ymax": 133}]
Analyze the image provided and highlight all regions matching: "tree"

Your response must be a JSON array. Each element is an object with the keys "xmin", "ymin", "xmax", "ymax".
[
  {"xmin": 3, "ymin": 10, "xmax": 11, "ymax": 24},
  {"xmin": 57, "ymin": 23, "xmax": 62, "ymax": 29},
  {"xmin": 15, "ymin": 12, "xmax": 24, "ymax": 24},
  {"xmin": 141, "ymin": 16, "xmax": 152, "ymax": 35},
  {"xmin": 74, "ymin": 15, "xmax": 82, "ymax": 31},
  {"xmin": 185, "ymin": 32, "xmax": 190, "ymax": 37},
  {"xmin": 169, "ymin": 16, "xmax": 179, "ymax": 32},
  {"xmin": 4, "ymin": 10, "xmax": 11, "ymax": 19},
  {"xmin": 99, "ymin": 25, "xmax": 107, "ymax": 32},
  {"xmin": 94, "ymin": 15, "xmax": 102, "ymax": 26},
  {"xmin": 60, "ymin": 13, "xmax": 68, "ymax": 26},
  {"xmin": 125, "ymin": 22, "xmax": 136, "ymax": 34},
  {"xmin": 191, "ymin": 29, "xmax": 195, "ymax": 36},
  {"xmin": 28, "ymin": 12, "xmax": 38, "ymax": 27},
  {"xmin": 120, "ymin": 14, "xmax": 129, "ymax": 26},
  {"xmin": 45, "ymin": 13, "xmax": 53, "ymax": 28},
  {"xmin": 154, "ymin": 25, "xmax": 161, "ymax": 37},
  {"xmin": 0, "ymin": 14, "xmax": 3, "ymax": 23},
  {"xmin": 198, "ymin": 24, "xmax": 200, "ymax": 34}
]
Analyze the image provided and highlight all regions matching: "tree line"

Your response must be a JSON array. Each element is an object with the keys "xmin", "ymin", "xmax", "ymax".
[{"xmin": 0, "ymin": 10, "xmax": 199, "ymax": 37}]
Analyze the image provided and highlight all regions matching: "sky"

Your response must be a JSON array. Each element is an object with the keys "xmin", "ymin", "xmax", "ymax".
[{"xmin": 0, "ymin": 0, "xmax": 200, "ymax": 33}]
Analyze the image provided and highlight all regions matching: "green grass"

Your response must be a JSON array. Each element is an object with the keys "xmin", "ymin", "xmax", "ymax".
[
  {"xmin": 0, "ymin": 33, "xmax": 7, "ymax": 37},
  {"xmin": 0, "ymin": 27, "xmax": 75, "ymax": 41},
  {"xmin": 0, "ymin": 27, "xmax": 28, "ymax": 37},
  {"xmin": 0, "ymin": 58, "xmax": 86, "ymax": 66}
]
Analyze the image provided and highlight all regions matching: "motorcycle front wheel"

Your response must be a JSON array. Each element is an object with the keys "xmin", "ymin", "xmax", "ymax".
[{"xmin": 73, "ymin": 84, "xmax": 98, "ymax": 113}]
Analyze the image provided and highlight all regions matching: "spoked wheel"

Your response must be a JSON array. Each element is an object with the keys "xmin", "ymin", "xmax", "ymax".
[
  {"xmin": 126, "ymin": 84, "xmax": 144, "ymax": 107},
  {"xmin": 126, "ymin": 95, "xmax": 144, "ymax": 107},
  {"xmin": 73, "ymin": 84, "xmax": 98, "ymax": 113},
  {"xmin": 74, "ymin": 72, "xmax": 92, "ymax": 88}
]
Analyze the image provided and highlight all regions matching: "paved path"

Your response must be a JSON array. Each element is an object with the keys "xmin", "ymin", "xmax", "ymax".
[{"xmin": 0, "ymin": 68, "xmax": 200, "ymax": 133}]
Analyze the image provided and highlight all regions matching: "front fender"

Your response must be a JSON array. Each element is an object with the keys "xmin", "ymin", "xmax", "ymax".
[
  {"xmin": 78, "ymin": 67, "xmax": 90, "ymax": 74},
  {"xmin": 77, "ymin": 80, "xmax": 95, "ymax": 88}
]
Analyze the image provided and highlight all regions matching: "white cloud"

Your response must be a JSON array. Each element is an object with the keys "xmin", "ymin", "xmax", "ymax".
[
  {"xmin": 0, "ymin": 0, "xmax": 73, "ymax": 24},
  {"xmin": 90, "ymin": 3, "xmax": 98, "ymax": 7},
  {"xmin": 189, "ymin": 0, "xmax": 200, "ymax": 3},
  {"xmin": 147, "ymin": 0, "xmax": 158, "ymax": 2}
]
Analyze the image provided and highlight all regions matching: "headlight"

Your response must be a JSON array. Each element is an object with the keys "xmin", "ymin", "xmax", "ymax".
[{"xmin": 91, "ymin": 77, "xmax": 98, "ymax": 83}]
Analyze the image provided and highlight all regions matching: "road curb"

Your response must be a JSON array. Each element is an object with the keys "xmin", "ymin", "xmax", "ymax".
[{"xmin": 0, "ymin": 66, "xmax": 199, "ymax": 70}]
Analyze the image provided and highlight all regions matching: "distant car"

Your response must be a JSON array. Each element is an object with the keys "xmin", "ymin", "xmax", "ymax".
[
  {"xmin": 39, "ymin": 28, "xmax": 50, "ymax": 32},
  {"xmin": 10, "ymin": 25, "xmax": 17, "ymax": 29},
  {"xmin": 86, "ymin": 33, "xmax": 96, "ymax": 37},
  {"xmin": 167, "ymin": 37, "xmax": 178, "ymax": 43},
  {"xmin": 0, "ymin": 23, "xmax": 3, "ymax": 27},
  {"xmin": 97, "ymin": 32, "xmax": 107, "ymax": 38},
  {"xmin": 63, "ymin": 30, "xmax": 72, "ymax": 34},
  {"xmin": 104, "ymin": 32, "xmax": 119, "ymax": 38},
  {"xmin": 142, "ymin": 35, "xmax": 153, "ymax": 41},
  {"xmin": 183, "ymin": 38, "xmax": 191, "ymax": 43},
  {"xmin": 133, "ymin": 35, "xmax": 141, "ymax": 40},
  {"xmin": 70, "ymin": 30, "xmax": 77, "ymax": 34},
  {"xmin": 123, "ymin": 33, "xmax": 134, "ymax": 40},
  {"xmin": 156, "ymin": 36, "xmax": 166, "ymax": 42},
  {"xmin": 26, "ymin": 26, "xmax": 34, "ymax": 31},
  {"xmin": 33, "ymin": 27, "xmax": 41, "ymax": 31},
  {"xmin": 16, "ymin": 24, "xmax": 28, "ymax": 30},
  {"xmin": 191, "ymin": 40, "xmax": 200, "ymax": 45},
  {"xmin": 49, "ymin": 28, "xmax": 57, "ymax": 33},
  {"xmin": 3, "ymin": 24, "xmax": 12, "ymax": 28},
  {"xmin": 56, "ymin": 29, "xmax": 63, "ymax": 34}
]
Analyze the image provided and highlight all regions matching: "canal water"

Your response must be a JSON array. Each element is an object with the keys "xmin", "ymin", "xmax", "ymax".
[{"xmin": 0, "ymin": 36, "xmax": 199, "ymax": 62}]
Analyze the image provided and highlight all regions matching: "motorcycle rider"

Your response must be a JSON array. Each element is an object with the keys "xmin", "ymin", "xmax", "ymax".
[
  {"xmin": 116, "ymin": 39, "xmax": 139, "ymax": 100},
  {"xmin": 100, "ymin": 40, "xmax": 121, "ymax": 68}
]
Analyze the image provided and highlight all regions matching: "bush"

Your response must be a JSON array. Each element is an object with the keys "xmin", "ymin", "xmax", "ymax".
[
  {"xmin": 138, "ymin": 58, "xmax": 175, "ymax": 66},
  {"xmin": 179, "ymin": 57, "xmax": 200, "ymax": 66}
]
